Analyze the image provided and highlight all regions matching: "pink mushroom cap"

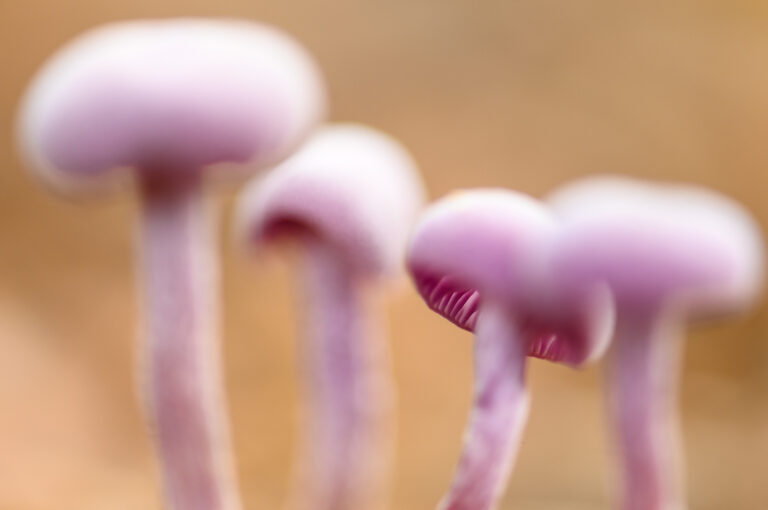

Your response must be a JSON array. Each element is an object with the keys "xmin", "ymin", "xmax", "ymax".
[
  {"xmin": 407, "ymin": 189, "xmax": 613, "ymax": 367},
  {"xmin": 236, "ymin": 123, "xmax": 427, "ymax": 278},
  {"xmin": 548, "ymin": 176, "xmax": 765, "ymax": 318},
  {"xmin": 18, "ymin": 18, "xmax": 326, "ymax": 191}
]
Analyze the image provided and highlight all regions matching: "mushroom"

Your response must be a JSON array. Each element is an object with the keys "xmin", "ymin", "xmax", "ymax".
[
  {"xmin": 235, "ymin": 124, "xmax": 426, "ymax": 510},
  {"xmin": 17, "ymin": 19, "xmax": 325, "ymax": 510},
  {"xmin": 406, "ymin": 189, "xmax": 613, "ymax": 510},
  {"xmin": 548, "ymin": 176, "xmax": 765, "ymax": 510}
]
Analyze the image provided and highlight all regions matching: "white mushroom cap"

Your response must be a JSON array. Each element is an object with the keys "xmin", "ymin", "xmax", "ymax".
[
  {"xmin": 549, "ymin": 176, "xmax": 765, "ymax": 317},
  {"xmin": 18, "ymin": 18, "xmax": 326, "ymax": 192},
  {"xmin": 236, "ymin": 123, "xmax": 427, "ymax": 278}
]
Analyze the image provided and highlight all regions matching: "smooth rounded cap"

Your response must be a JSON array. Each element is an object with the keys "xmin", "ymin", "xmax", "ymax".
[
  {"xmin": 408, "ymin": 190, "xmax": 557, "ymax": 305},
  {"xmin": 407, "ymin": 189, "xmax": 612, "ymax": 366},
  {"xmin": 549, "ymin": 176, "xmax": 765, "ymax": 317},
  {"xmin": 18, "ymin": 18, "xmax": 326, "ymax": 191},
  {"xmin": 236, "ymin": 123, "xmax": 427, "ymax": 278}
]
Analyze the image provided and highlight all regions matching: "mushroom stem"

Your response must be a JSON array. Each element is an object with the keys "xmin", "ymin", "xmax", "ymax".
[
  {"xmin": 439, "ymin": 301, "xmax": 530, "ymax": 510},
  {"xmin": 139, "ymin": 178, "xmax": 241, "ymax": 510},
  {"xmin": 294, "ymin": 239, "xmax": 394, "ymax": 510},
  {"xmin": 607, "ymin": 308, "xmax": 685, "ymax": 510}
]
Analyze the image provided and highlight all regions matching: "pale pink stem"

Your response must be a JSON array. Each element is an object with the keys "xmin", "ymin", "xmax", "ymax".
[
  {"xmin": 608, "ymin": 308, "xmax": 685, "ymax": 510},
  {"xmin": 139, "ymin": 178, "xmax": 241, "ymax": 510},
  {"xmin": 439, "ymin": 302, "xmax": 530, "ymax": 510},
  {"xmin": 292, "ymin": 239, "xmax": 394, "ymax": 510}
]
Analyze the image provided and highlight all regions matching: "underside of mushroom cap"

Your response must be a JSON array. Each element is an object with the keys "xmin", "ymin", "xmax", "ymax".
[
  {"xmin": 549, "ymin": 176, "xmax": 765, "ymax": 317},
  {"xmin": 19, "ymin": 18, "xmax": 326, "ymax": 192},
  {"xmin": 236, "ymin": 124, "xmax": 426, "ymax": 278},
  {"xmin": 407, "ymin": 189, "xmax": 611, "ymax": 367}
]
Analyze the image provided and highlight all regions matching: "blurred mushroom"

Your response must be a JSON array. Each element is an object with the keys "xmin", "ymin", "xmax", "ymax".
[
  {"xmin": 236, "ymin": 124, "xmax": 425, "ymax": 510},
  {"xmin": 17, "ymin": 18, "xmax": 325, "ymax": 510},
  {"xmin": 407, "ymin": 190, "xmax": 613, "ymax": 510},
  {"xmin": 549, "ymin": 176, "xmax": 765, "ymax": 510},
  {"xmin": 236, "ymin": 124, "xmax": 426, "ymax": 510}
]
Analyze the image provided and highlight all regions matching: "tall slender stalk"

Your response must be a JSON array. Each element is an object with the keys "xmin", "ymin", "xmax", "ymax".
[{"xmin": 140, "ymin": 178, "xmax": 241, "ymax": 510}]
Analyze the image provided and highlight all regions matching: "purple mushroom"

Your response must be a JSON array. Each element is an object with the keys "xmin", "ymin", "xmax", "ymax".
[
  {"xmin": 406, "ymin": 189, "xmax": 613, "ymax": 510},
  {"xmin": 235, "ymin": 124, "xmax": 426, "ymax": 510},
  {"xmin": 17, "ymin": 19, "xmax": 325, "ymax": 510},
  {"xmin": 548, "ymin": 176, "xmax": 765, "ymax": 510}
]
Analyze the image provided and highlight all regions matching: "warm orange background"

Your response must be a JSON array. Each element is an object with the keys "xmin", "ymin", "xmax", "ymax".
[{"xmin": 2, "ymin": 1, "xmax": 768, "ymax": 509}]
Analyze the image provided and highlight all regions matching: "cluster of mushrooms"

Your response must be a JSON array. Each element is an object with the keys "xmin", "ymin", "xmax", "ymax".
[{"xmin": 16, "ymin": 17, "xmax": 765, "ymax": 510}]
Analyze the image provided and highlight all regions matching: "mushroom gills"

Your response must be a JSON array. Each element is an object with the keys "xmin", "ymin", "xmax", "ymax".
[
  {"xmin": 413, "ymin": 271, "xmax": 571, "ymax": 363},
  {"xmin": 414, "ymin": 273, "xmax": 480, "ymax": 331}
]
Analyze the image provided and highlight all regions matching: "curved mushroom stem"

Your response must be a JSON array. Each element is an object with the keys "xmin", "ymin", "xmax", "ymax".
[
  {"xmin": 292, "ymin": 239, "xmax": 394, "ymax": 510},
  {"xmin": 607, "ymin": 308, "xmax": 685, "ymax": 510},
  {"xmin": 139, "ymin": 177, "xmax": 241, "ymax": 510},
  {"xmin": 438, "ymin": 301, "xmax": 530, "ymax": 510}
]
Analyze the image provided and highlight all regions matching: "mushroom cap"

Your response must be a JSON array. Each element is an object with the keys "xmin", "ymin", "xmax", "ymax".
[
  {"xmin": 407, "ymin": 189, "xmax": 613, "ymax": 367},
  {"xmin": 18, "ymin": 18, "xmax": 326, "ymax": 192},
  {"xmin": 235, "ymin": 123, "xmax": 427, "ymax": 278},
  {"xmin": 549, "ymin": 176, "xmax": 765, "ymax": 317}
]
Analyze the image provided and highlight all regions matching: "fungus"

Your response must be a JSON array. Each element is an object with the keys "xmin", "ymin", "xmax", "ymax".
[
  {"xmin": 549, "ymin": 176, "xmax": 765, "ymax": 510},
  {"xmin": 18, "ymin": 18, "xmax": 325, "ymax": 510},
  {"xmin": 236, "ymin": 124, "xmax": 426, "ymax": 510},
  {"xmin": 407, "ymin": 189, "xmax": 612, "ymax": 510}
]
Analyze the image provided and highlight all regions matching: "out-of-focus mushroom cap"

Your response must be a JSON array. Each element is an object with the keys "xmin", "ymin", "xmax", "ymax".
[
  {"xmin": 236, "ymin": 124, "xmax": 426, "ymax": 278},
  {"xmin": 18, "ymin": 18, "xmax": 326, "ymax": 192},
  {"xmin": 407, "ymin": 190, "xmax": 611, "ymax": 367},
  {"xmin": 549, "ymin": 176, "xmax": 765, "ymax": 317}
]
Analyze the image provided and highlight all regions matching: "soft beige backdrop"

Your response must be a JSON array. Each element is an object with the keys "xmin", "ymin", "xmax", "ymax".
[{"xmin": 1, "ymin": 1, "xmax": 768, "ymax": 509}]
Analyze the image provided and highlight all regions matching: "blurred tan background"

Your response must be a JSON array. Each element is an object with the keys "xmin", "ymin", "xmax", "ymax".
[{"xmin": 2, "ymin": 1, "xmax": 768, "ymax": 509}]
